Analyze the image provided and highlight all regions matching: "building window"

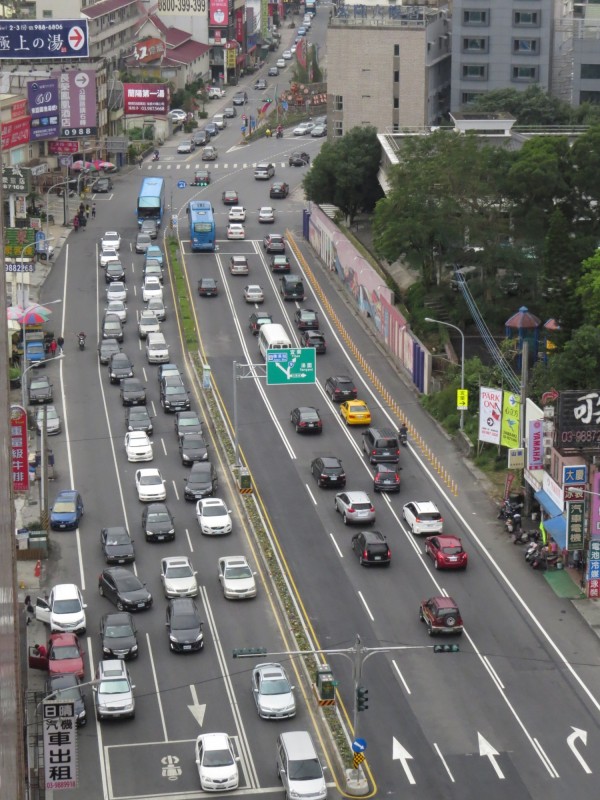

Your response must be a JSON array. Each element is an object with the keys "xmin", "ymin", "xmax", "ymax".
[
  {"xmin": 462, "ymin": 38, "xmax": 489, "ymax": 54},
  {"xmin": 462, "ymin": 64, "xmax": 487, "ymax": 80},
  {"xmin": 334, "ymin": 95, "xmax": 343, "ymax": 112},
  {"xmin": 394, "ymin": 44, "xmax": 399, "ymax": 56},
  {"xmin": 513, "ymin": 39, "xmax": 539, "ymax": 54},
  {"xmin": 334, "ymin": 120, "xmax": 343, "ymax": 137},
  {"xmin": 512, "ymin": 65, "xmax": 538, "ymax": 81},
  {"xmin": 463, "ymin": 10, "xmax": 489, "ymax": 26},
  {"xmin": 393, "ymin": 97, "xmax": 399, "ymax": 109},
  {"xmin": 580, "ymin": 91, "xmax": 600, "ymax": 104},
  {"xmin": 514, "ymin": 11, "xmax": 540, "ymax": 27},
  {"xmin": 394, "ymin": 71, "xmax": 399, "ymax": 83},
  {"xmin": 581, "ymin": 64, "xmax": 600, "ymax": 80},
  {"xmin": 461, "ymin": 91, "xmax": 485, "ymax": 106},
  {"xmin": 42, "ymin": 10, "xmax": 53, "ymax": 18}
]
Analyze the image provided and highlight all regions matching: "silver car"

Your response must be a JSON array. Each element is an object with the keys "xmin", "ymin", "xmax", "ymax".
[
  {"xmin": 36, "ymin": 404, "xmax": 61, "ymax": 435},
  {"xmin": 105, "ymin": 300, "xmax": 127, "ymax": 323},
  {"xmin": 138, "ymin": 310, "xmax": 160, "ymax": 339},
  {"xmin": 252, "ymin": 662, "xmax": 296, "ymax": 719},
  {"xmin": 106, "ymin": 281, "xmax": 127, "ymax": 302},
  {"xmin": 94, "ymin": 660, "xmax": 135, "ymax": 720},
  {"xmin": 161, "ymin": 556, "xmax": 198, "ymax": 598},
  {"xmin": 334, "ymin": 490, "xmax": 376, "ymax": 525},
  {"xmin": 146, "ymin": 297, "xmax": 166, "ymax": 321}
]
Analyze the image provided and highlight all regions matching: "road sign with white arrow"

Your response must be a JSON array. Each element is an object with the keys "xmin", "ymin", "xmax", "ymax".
[{"xmin": 266, "ymin": 348, "xmax": 316, "ymax": 386}]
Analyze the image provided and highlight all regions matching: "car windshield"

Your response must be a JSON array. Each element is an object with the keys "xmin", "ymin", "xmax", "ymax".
[
  {"xmin": 31, "ymin": 379, "xmax": 47, "ymax": 389},
  {"xmin": 53, "ymin": 501, "xmax": 75, "ymax": 513},
  {"xmin": 184, "ymin": 436, "xmax": 204, "ymax": 446},
  {"xmin": 288, "ymin": 758, "xmax": 322, "ymax": 781},
  {"xmin": 148, "ymin": 511, "xmax": 170, "ymax": 523},
  {"xmin": 99, "ymin": 679, "xmax": 130, "ymax": 694},
  {"xmin": 129, "ymin": 409, "xmax": 148, "ymax": 420},
  {"xmin": 52, "ymin": 685, "xmax": 80, "ymax": 701},
  {"xmin": 202, "ymin": 505, "xmax": 225, "ymax": 517},
  {"xmin": 105, "ymin": 624, "xmax": 133, "ymax": 638},
  {"xmin": 203, "ymin": 748, "xmax": 233, "ymax": 768},
  {"xmin": 53, "ymin": 599, "xmax": 80, "ymax": 614},
  {"xmin": 51, "ymin": 645, "xmax": 80, "ymax": 660},
  {"xmin": 116, "ymin": 576, "xmax": 142, "ymax": 591},
  {"xmin": 172, "ymin": 613, "xmax": 199, "ymax": 630},
  {"xmin": 179, "ymin": 417, "xmax": 199, "ymax": 427},
  {"xmin": 225, "ymin": 565, "xmax": 252, "ymax": 579},
  {"xmin": 261, "ymin": 678, "xmax": 290, "ymax": 695}
]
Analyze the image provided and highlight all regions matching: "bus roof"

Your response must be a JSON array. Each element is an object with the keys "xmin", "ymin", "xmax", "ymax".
[{"xmin": 140, "ymin": 177, "xmax": 164, "ymax": 198}]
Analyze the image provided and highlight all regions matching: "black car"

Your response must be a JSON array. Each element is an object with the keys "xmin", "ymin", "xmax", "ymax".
[
  {"xmin": 102, "ymin": 314, "xmax": 123, "ymax": 342},
  {"xmin": 270, "ymin": 181, "xmax": 289, "ymax": 199},
  {"xmin": 98, "ymin": 337, "xmax": 121, "ymax": 364},
  {"xmin": 184, "ymin": 461, "xmax": 217, "ymax": 501},
  {"xmin": 166, "ymin": 598, "xmax": 204, "ymax": 653},
  {"xmin": 325, "ymin": 375, "xmax": 358, "ymax": 402},
  {"xmin": 100, "ymin": 526, "xmax": 135, "ymax": 564},
  {"xmin": 291, "ymin": 406, "xmax": 322, "ymax": 434},
  {"xmin": 351, "ymin": 530, "xmax": 391, "ymax": 566},
  {"xmin": 205, "ymin": 122, "xmax": 218, "ymax": 137},
  {"xmin": 223, "ymin": 106, "xmax": 237, "ymax": 118},
  {"xmin": 120, "ymin": 378, "xmax": 146, "ymax": 406},
  {"xmin": 105, "ymin": 261, "xmax": 125, "ymax": 283},
  {"xmin": 179, "ymin": 433, "xmax": 209, "ymax": 465},
  {"xmin": 294, "ymin": 308, "xmax": 319, "ymax": 330},
  {"xmin": 45, "ymin": 674, "xmax": 87, "ymax": 726},
  {"xmin": 28, "ymin": 375, "xmax": 53, "ymax": 404},
  {"xmin": 126, "ymin": 405, "xmax": 153, "ymax": 435},
  {"xmin": 289, "ymin": 152, "xmax": 310, "ymax": 167},
  {"xmin": 175, "ymin": 411, "xmax": 203, "ymax": 440},
  {"xmin": 142, "ymin": 502, "xmax": 175, "ymax": 543},
  {"xmin": 310, "ymin": 456, "xmax": 346, "ymax": 488},
  {"xmin": 92, "ymin": 177, "xmax": 113, "ymax": 193},
  {"xmin": 100, "ymin": 611, "xmax": 138, "ymax": 660},
  {"xmin": 373, "ymin": 463, "xmax": 401, "ymax": 493},
  {"xmin": 192, "ymin": 131, "xmax": 209, "ymax": 147},
  {"xmin": 198, "ymin": 277, "xmax": 218, "ymax": 296},
  {"xmin": 98, "ymin": 567, "xmax": 153, "ymax": 611},
  {"xmin": 301, "ymin": 330, "xmax": 326, "ymax": 353},
  {"xmin": 270, "ymin": 254, "xmax": 290, "ymax": 273},
  {"xmin": 109, "ymin": 352, "xmax": 134, "ymax": 384},
  {"xmin": 249, "ymin": 311, "xmax": 273, "ymax": 335},
  {"xmin": 233, "ymin": 91, "xmax": 247, "ymax": 106},
  {"xmin": 160, "ymin": 379, "xmax": 190, "ymax": 412}
]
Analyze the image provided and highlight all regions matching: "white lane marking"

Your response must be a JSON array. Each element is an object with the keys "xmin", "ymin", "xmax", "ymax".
[
  {"xmin": 171, "ymin": 480, "xmax": 179, "ymax": 501},
  {"xmin": 483, "ymin": 656, "xmax": 505, "ymax": 690},
  {"xmin": 161, "ymin": 438, "xmax": 167, "ymax": 456},
  {"xmin": 433, "ymin": 743, "xmax": 455, "ymax": 782},
  {"xmin": 357, "ymin": 590, "xmax": 375, "ymax": 622},
  {"xmin": 391, "ymin": 659, "xmax": 411, "ymax": 695},
  {"xmin": 478, "ymin": 733, "xmax": 505, "ymax": 779},
  {"xmin": 142, "ymin": 366, "xmax": 148, "ymax": 382},
  {"xmin": 567, "ymin": 727, "xmax": 592, "ymax": 774},
  {"xmin": 305, "ymin": 484, "xmax": 318, "ymax": 505},
  {"xmin": 534, "ymin": 738, "xmax": 559, "ymax": 778},
  {"xmin": 185, "ymin": 528, "xmax": 193, "ymax": 552},
  {"xmin": 187, "ymin": 684, "xmax": 206, "ymax": 727},
  {"xmin": 329, "ymin": 533, "xmax": 343, "ymax": 558},
  {"xmin": 150, "ymin": 400, "xmax": 157, "ymax": 416},
  {"xmin": 86, "ymin": 636, "xmax": 110, "ymax": 796},
  {"xmin": 392, "ymin": 737, "xmax": 416, "ymax": 785},
  {"xmin": 146, "ymin": 633, "xmax": 168, "ymax": 741}
]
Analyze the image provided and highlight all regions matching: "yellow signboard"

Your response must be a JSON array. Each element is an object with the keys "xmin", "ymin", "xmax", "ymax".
[
  {"xmin": 457, "ymin": 389, "xmax": 469, "ymax": 411},
  {"xmin": 500, "ymin": 391, "xmax": 520, "ymax": 448}
]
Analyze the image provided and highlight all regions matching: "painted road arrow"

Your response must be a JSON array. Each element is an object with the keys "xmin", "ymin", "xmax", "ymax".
[
  {"xmin": 567, "ymin": 727, "xmax": 592, "ymax": 774},
  {"xmin": 392, "ymin": 737, "xmax": 416, "ymax": 785},
  {"xmin": 478, "ymin": 732, "xmax": 505, "ymax": 779},
  {"xmin": 187, "ymin": 685, "xmax": 206, "ymax": 727}
]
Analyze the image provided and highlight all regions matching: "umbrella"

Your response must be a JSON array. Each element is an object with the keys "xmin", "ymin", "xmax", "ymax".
[
  {"xmin": 19, "ymin": 304, "xmax": 53, "ymax": 325},
  {"xmin": 7, "ymin": 305, "xmax": 24, "ymax": 321},
  {"xmin": 100, "ymin": 161, "xmax": 116, "ymax": 171},
  {"xmin": 71, "ymin": 160, "xmax": 98, "ymax": 172}
]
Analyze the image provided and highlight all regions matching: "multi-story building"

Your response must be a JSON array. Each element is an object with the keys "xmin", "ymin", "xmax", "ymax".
[{"xmin": 559, "ymin": 0, "xmax": 600, "ymax": 107}]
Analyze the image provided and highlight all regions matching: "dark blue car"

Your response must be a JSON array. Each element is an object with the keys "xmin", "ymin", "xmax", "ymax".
[{"xmin": 50, "ymin": 490, "xmax": 84, "ymax": 531}]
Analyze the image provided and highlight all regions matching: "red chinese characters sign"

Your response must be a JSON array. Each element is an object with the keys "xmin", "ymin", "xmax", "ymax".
[
  {"xmin": 2, "ymin": 117, "xmax": 31, "ymax": 151},
  {"xmin": 48, "ymin": 140, "xmax": 78, "ymax": 154},
  {"xmin": 11, "ymin": 406, "xmax": 29, "ymax": 492},
  {"xmin": 210, "ymin": 0, "xmax": 228, "ymax": 26},
  {"xmin": 235, "ymin": 8, "xmax": 244, "ymax": 43},
  {"xmin": 12, "ymin": 99, "xmax": 27, "ymax": 119},
  {"xmin": 124, "ymin": 84, "xmax": 169, "ymax": 116},
  {"xmin": 134, "ymin": 38, "xmax": 166, "ymax": 64}
]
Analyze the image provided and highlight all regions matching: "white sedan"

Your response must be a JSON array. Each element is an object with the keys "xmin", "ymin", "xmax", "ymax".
[
  {"xmin": 138, "ymin": 310, "xmax": 160, "ymax": 338},
  {"xmin": 243, "ymin": 285, "xmax": 265, "ymax": 304},
  {"xmin": 135, "ymin": 468, "xmax": 166, "ymax": 502},
  {"xmin": 36, "ymin": 405, "xmax": 61, "ymax": 435},
  {"xmin": 228, "ymin": 206, "xmax": 246, "ymax": 222},
  {"xmin": 106, "ymin": 281, "xmax": 127, "ymax": 302},
  {"xmin": 218, "ymin": 556, "xmax": 257, "ymax": 600},
  {"xmin": 142, "ymin": 276, "xmax": 163, "ymax": 302},
  {"xmin": 293, "ymin": 122, "xmax": 315, "ymax": 136},
  {"xmin": 196, "ymin": 498, "xmax": 232, "ymax": 535},
  {"xmin": 282, "ymin": 49, "xmax": 292, "ymax": 60},
  {"xmin": 276, "ymin": 58, "xmax": 286, "ymax": 69},
  {"xmin": 105, "ymin": 299, "xmax": 127, "ymax": 323},
  {"xmin": 99, "ymin": 246, "xmax": 120, "ymax": 268},
  {"xmin": 227, "ymin": 223, "xmax": 245, "ymax": 240},
  {"xmin": 195, "ymin": 733, "xmax": 239, "ymax": 792},
  {"xmin": 101, "ymin": 231, "xmax": 121, "ymax": 251},
  {"xmin": 258, "ymin": 206, "xmax": 275, "ymax": 224},
  {"xmin": 125, "ymin": 431, "xmax": 153, "ymax": 462},
  {"xmin": 161, "ymin": 556, "xmax": 198, "ymax": 598}
]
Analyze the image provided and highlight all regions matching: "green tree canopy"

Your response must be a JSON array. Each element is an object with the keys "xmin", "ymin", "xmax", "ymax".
[
  {"xmin": 530, "ymin": 325, "xmax": 600, "ymax": 395},
  {"xmin": 469, "ymin": 85, "xmax": 572, "ymax": 126},
  {"xmin": 575, "ymin": 250, "xmax": 600, "ymax": 327}
]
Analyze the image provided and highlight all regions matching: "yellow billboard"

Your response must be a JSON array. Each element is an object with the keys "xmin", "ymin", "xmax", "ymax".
[{"xmin": 500, "ymin": 391, "xmax": 520, "ymax": 449}]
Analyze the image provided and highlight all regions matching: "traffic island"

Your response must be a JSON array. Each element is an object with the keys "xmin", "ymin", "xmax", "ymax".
[{"xmin": 345, "ymin": 766, "xmax": 369, "ymax": 796}]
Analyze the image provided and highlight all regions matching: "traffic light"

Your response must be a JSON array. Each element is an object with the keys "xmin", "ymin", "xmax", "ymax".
[
  {"xmin": 356, "ymin": 685, "xmax": 369, "ymax": 712},
  {"xmin": 232, "ymin": 647, "xmax": 267, "ymax": 658},
  {"xmin": 433, "ymin": 644, "xmax": 460, "ymax": 653}
]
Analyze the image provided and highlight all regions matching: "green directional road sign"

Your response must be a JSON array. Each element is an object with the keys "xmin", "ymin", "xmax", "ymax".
[{"xmin": 266, "ymin": 348, "xmax": 316, "ymax": 386}]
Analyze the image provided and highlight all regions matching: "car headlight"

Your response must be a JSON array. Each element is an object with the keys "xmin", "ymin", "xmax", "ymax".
[
  {"xmin": 103, "ymin": 646, "xmax": 111, "ymax": 654},
  {"xmin": 110, "ymin": 372, "xmax": 116, "ymax": 378},
  {"xmin": 168, "ymin": 529, "xmax": 175, "ymax": 535},
  {"xmin": 169, "ymin": 634, "xmax": 178, "ymax": 642},
  {"xmin": 77, "ymin": 710, "xmax": 86, "ymax": 720},
  {"xmin": 195, "ymin": 633, "xmax": 204, "ymax": 642},
  {"xmin": 123, "ymin": 702, "xmax": 134, "ymax": 711},
  {"xmin": 131, "ymin": 644, "xmax": 138, "ymax": 652}
]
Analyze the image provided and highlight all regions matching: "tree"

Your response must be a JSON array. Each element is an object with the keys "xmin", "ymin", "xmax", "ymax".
[
  {"xmin": 575, "ymin": 251, "xmax": 600, "ymax": 327},
  {"xmin": 470, "ymin": 85, "xmax": 572, "ymax": 126},
  {"xmin": 303, "ymin": 126, "xmax": 382, "ymax": 222},
  {"xmin": 529, "ymin": 325, "xmax": 600, "ymax": 395}
]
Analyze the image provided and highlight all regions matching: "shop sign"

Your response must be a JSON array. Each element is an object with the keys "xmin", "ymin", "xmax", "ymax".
[
  {"xmin": 1, "ymin": 116, "xmax": 31, "ymax": 150},
  {"xmin": 2, "ymin": 166, "xmax": 31, "ymax": 193},
  {"xmin": 587, "ymin": 540, "xmax": 600, "ymax": 598},
  {"xmin": 478, "ymin": 386, "xmax": 502, "ymax": 445},
  {"xmin": 12, "ymin": 99, "xmax": 27, "ymax": 119},
  {"xmin": 566, "ymin": 501, "xmax": 585, "ymax": 551},
  {"xmin": 507, "ymin": 448, "xmax": 524, "ymax": 469},
  {"xmin": 10, "ymin": 406, "xmax": 28, "ymax": 493},
  {"xmin": 500, "ymin": 391, "xmax": 520, "ymax": 449},
  {"xmin": 0, "ymin": 19, "xmax": 89, "ymax": 59},
  {"xmin": 557, "ymin": 390, "xmax": 600, "ymax": 448},
  {"xmin": 590, "ymin": 471, "xmax": 600, "ymax": 539},
  {"xmin": 28, "ymin": 78, "xmax": 59, "ymax": 140},
  {"xmin": 4, "ymin": 227, "xmax": 35, "ymax": 259},
  {"xmin": 123, "ymin": 83, "xmax": 169, "ymax": 115},
  {"xmin": 43, "ymin": 700, "xmax": 77, "ymax": 790},
  {"xmin": 564, "ymin": 485, "xmax": 585, "ymax": 503},
  {"xmin": 57, "ymin": 69, "xmax": 97, "ymax": 137},
  {"xmin": 210, "ymin": 0, "xmax": 228, "ymax": 26},
  {"xmin": 563, "ymin": 464, "xmax": 587, "ymax": 485},
  {"xmin": 527, "ymin": 419, "xmax": 543, "ymax": 470},
  {"xmin": 48, "ymin": 140, "xmax": 78, "ymax": 154},
  {"xmin": 133, "ymin": 38, "xmax": 166, "ymax": 64}
]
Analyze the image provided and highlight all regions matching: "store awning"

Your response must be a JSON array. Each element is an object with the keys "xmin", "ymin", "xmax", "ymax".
[
  {"xmin": 543, "ymin": 515, "xmax": 567, "ymax": 550},
  {"xmin": 534, "ymin": 489, "xmax": 562, "ymax": 519}
]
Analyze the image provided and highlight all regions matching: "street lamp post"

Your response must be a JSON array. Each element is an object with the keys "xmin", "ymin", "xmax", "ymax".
[{"xmin": 425, "ymin": 317, "xmax": 466, "ymax": 431}]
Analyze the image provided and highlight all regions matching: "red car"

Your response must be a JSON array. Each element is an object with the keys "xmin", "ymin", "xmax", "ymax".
[
  {"xmin": 419, "ymin": 596, "xmax": 463, "ymax": 636},
  {"xmin": 222, "ymin": 190, "xmax": 239, "ymax": 205},
  {"xmin": 29, "ymin": 632, "xmax": 85, "ymax": 679},
  {"xmin": 424, "ymin": 535, "xmax": 468, "ymax": 570}
]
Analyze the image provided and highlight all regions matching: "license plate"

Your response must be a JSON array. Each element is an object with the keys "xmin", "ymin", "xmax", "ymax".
[
  {"xmin": 374, "ymin": 556, "xmax": 382, "ymax": 560},
  {"xmin": 117, "ymin": 559, "xmax": 125, "ymax": 564},
  {"xmin": 383, "ymin": 451, "xmax": 390, "ymax": 455},
  {"xmin": 358, "ymin": 511, "xmax": 368, "ymax": 517},
  {"xmin": 183, "ymin": 645, "xmax": 191, "ymax": 650},
  {"xmin": 157, "ymin": 535, "xmax": 164, "ymax": 541},
  {"xmin": 308, "ymin": 423, "xmax": 314, "ymax": 427},
  {"xmin": 137, "ymin": 602, "xmax": 145, "ymax": 608},
  {"xmin": 448, "ymin": 557, "xmax": 457, "ymax": 562}
]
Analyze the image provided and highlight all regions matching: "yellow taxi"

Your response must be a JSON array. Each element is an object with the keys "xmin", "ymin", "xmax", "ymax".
[{"xmin": 340, "ymin": 400, "xmax": 372, "ymax": 426}]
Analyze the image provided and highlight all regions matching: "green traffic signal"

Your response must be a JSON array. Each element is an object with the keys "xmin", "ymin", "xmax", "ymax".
[
  {"xmin": 356, "ymin": 685, "xmax": 369, "ymax": 712},
  {"xmin": 232, "ymin": 647, "xmax": 267, "ymax": 658},
  {"xmin": 433, "ymin": 644, "xmax": 460, "ymax": 653}
]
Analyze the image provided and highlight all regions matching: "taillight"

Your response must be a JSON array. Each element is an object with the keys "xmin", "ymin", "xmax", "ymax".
[
  {"xmin": 334, "ymin": 389, "xmax": 341, "ymax": 395},
  {"xmin": 363, "ymin": 550, "xmax": 369, "ymax": 559},
  {"xmin": 395, "ymin": 474, "xmax": 400, "ymax": 482},
  {"xmin": 348, "ymin": 506, "xmax": 355, "ymax": 513},
  {"xmin": 370, "ymin": 505, "xmax": 375, "ymax": 513},
  {"xmin": 395, "ymin": 449, "xmax": 400, "ymax": 455},
  {"xmin": 387, "ymin": 549, "xmax": 391, "ymax": 559},
  {"xmin": 375, "ymin": 473, "xmax": 381, "ymax": 481},
  {"xmin": 372, "ymin": 450, "xmax": 377, "ymax": 455},
  {"xmin": 299, "ymin": 421, "xmax": 306, "ymax": 427},
  {"xmin": 320, "ymin": 474, "xmax": 327, "ymax": 479},
  {"xmin": 415, "ymin": 517, "xmax": 421, "ymax": 523}
]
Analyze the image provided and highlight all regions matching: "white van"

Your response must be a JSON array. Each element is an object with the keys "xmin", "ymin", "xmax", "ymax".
[
  {"xmin": 258, "ymin": 323, "xmax": 292, "ymax": 360},
  {"xmin": 276, "ymin": 731, "xmax": 327, "ymax": 800},
  {"xmin": 212, "ymin": 113, "xmax": 226, "ymax": 130},
  {"xmin": 146, "ymin": 332, "xmax": 169, "ymax": 364}
]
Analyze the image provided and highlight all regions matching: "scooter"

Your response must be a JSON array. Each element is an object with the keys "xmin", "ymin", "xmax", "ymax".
[
  {"xmin": 276, "ymin": 130, "xmax": 283, "ymax": 139},
  {"xmin": 399, "ymin": 430, "xmax": 408, "ymax": 447},
  {"xmin": 78, "ymin": 335, "xmax": 86, "ymax": 351},
  {"xmin": 504, "ymin": 511, "xmax": 522, "ymax": 535},
  {"xmin": 152, "ymin": 151, "xmax": 160, "ymax": 162}
]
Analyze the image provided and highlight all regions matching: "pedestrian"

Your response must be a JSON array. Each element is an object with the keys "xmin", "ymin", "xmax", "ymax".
[
  {"xmin": 24, "ymin": 595, "xmax": 34, "ymax": 625},
  {"xmin": 137, "ymin": 154, "xmax": 143, "ymax": 169},
  {"xmin": 73, "ymin": 215, "xmax": 80, "ymax": 231},
  {"xmin": 78, "ymin": 211, "xmax": 86, "ymax": 229},
  {"xmin": 91, "ymin": 202, "xmax": 96, "ymax": 219},
  {"xmin": 85, "ymin": 203, "xmax": 90, "ymax": 220},
  {"xmin": 33, "ymin": 643, "xmax": 47, "ymax": 658},
  {"xmin": 57, "ymin": 335, "xmax": 64, "ymax": 354},
  {"xmin": 49, "ymin": 338, "xmax": 57, "ymax": 357}
]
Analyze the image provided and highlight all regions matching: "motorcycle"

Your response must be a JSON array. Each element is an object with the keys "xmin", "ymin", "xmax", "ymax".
[
  {"xmin": 152, "ymin": 151, "xmax": 160, "ymax": 162},
  {"xmin": 398, "ymin": 429, "xmax": 408, "ymax": 447},
  {"xmin": 504, "ymin": 511, "xmax": 522, "ymax": 535},
  {"xmin": 276, "ymin": 130, "xmax": 283, "ymax": 139},
  {"xmin": 78, "ymin": 335, "xmax": 86, "ymax": 351},
  {"xmin": 497, "ymin": 499, "xmax": 522, "ymax": 520}
]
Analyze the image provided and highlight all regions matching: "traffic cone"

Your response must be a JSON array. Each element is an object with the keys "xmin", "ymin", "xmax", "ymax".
[{"xmin": 34, "ymin": 560, "xmax": 41, "ymax": 579}]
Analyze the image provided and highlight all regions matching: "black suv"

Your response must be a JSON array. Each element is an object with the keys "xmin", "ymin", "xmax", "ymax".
[
  {"xmin": 160, "ymin": 377, "xmax": 190, "ymax": 412},
  {"xmin": 325, "ymin": 375, "xmax": 358, "ymax": 402},
  {"xmin": 280, "ymin": 274, "xmax": 305, "ymax": 301},
  {"xmin": 310, "ymin": 456, "xmax": 346, "ymax": 488},
  {"xmin": 351, "ymin": 530, "xmax": 391, "ymax": 566},
  {"xmin": 362, "ymin": 428, "xmax": 400, "ymax": 464},
  {"xmin": 301, "ymin": 330, "xmax": 326, "ymax": 353}
]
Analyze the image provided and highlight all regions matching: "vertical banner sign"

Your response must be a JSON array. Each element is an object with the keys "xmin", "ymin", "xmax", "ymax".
[
  {"xmin": 501, "ymin": 391, "xmax": 521, "ymax": 448},
  {"xmin": 566, "ymin": 501, "xmax": 585, "ymax": 552},
  {"xmin": 43, "ymin": 700, "xmax": 77, "ymax": 790},
  {"xmin": 587, "ymin": 539, "xmax": 600, "ymax": 598},
  {"xmin": 10, "ymin": 406, "xmax": 28, "ymax": 492},
  {"xmin": 478, "ymin": 387, "xmax": 502, "ymax": 444},
  {"xmin": 528, "ymin": 419, "xmax": 543, "ymax": 470},
  {"xmin": 210, "ymin": 0, "xmax": 229, "ymax": 25},
  {"xmin": 28, "ymin": 78, "xmax": 59, "ymax": 140},
  {"xmin": 58, "ymin": 70, "xmax": 97, "ymax": 137},
  {"xmin": 590, "ymin": 470, "xmax": 600, "ymax": 539}
]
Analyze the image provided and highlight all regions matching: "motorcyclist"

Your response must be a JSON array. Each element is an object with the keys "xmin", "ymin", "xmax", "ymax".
[
  {"xmin": 276, "ymin": 124, "xmax": 283, "ymax": 137},
  {"xmin": 399, "ymin": 421, "xmax": 408, "ymax": 440},
  {"xmin": 78, "ymin": 331, "xmax": 86, "ymax": 344},
  {"xmin": 153, "ymin": 149, "xmax": 159, "ymax": 161},
  {"xmin": 265, "ymin": 128, "xmax": 272, "ymax": 138}
]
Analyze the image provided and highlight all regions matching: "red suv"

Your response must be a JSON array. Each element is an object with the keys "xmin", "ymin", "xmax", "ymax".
[
  {"xmin": 424, "ymin": 535, "xmax": 468, "ymax": 570},
  {"xmin": 419, "ymin": 596, "xmax": 463, "ymax": 636}
]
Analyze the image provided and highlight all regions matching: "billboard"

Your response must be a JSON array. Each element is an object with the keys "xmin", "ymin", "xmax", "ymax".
[
  {"xmin": 10, "ymin": 406, "xmax": 29, "ymax": 493},
  {"xmin": 1, "ymin": 116, "xmax": 30, "ymax": 150},
  {"xmin": 124, "ymin": 83, "xmax": 169, "ymax": 115},
  {"xmin": 0, "ymin": 19, "xmax": 88, "ymax": 59},
  {"xmin": 133, "ymin": 38, "xmax": 166, "ymax": 63},
  {"xmin": 28, "ymin": 78, "xmax": 59, "ymax": 140},
  {"xmin": 2, "ymin": 166, "xmax": 31, "ymax": 193},
  {"xmin": 48, "ymin": 140, "xmax": 78, "ymax": 154},
  {"xmin": 591, "ymin": 471, "xmax": 600, "ymax": 539},
  {"xmin": 478, "ymin": 387, "xmax": 502, "ymax": 444},
  {"xmin": 210, "ymin": 0, "xmax": 229, "ymax": 26},
  {"xmin": 43, "ymin": 700, "xmax": 77, "ymax": 790},
  {"xmin": 157, "ymin": 0, "xmax": 207, "ymax": 15},
  {"xmin": 500, "ymin": 391, "xmax": 520, "ymax": 449},
  {"xmin": 528, "ymin": 419, "xmax": 543, "ymax": 470},
  {"xmin": 58, "ymin": 70, "xmax": 97, "ymax": 137},
  {"xmin": 557, "ymin": 390, "xmax": 600, "ymax": 448}
]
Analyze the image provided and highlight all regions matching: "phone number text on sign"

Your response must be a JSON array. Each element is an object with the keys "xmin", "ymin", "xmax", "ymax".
[{"xmin": 157, "ymin": 0, "xmax": 206, "ymax": 13}]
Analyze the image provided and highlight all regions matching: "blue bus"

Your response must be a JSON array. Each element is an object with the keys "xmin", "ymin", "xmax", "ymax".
[
  {"xmin": 137, "ymin": 177, "xmax": 165, "ymax": 227},
  {"xmin": 188, "ymin": 200, "xmax": 216, "ymax": 252}
]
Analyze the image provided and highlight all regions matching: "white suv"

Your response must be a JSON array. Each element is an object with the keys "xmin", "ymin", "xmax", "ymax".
[
  {"xmin": 94, "ymin": 660, "xmax": 135, "ymax": 720},
  {"xmin": 402, "ymin": 501, "xmax": 444, "ymax": 535},
  {"xmin": 35, "ymin": 583, "xmax": 87, "ymax": 634}
]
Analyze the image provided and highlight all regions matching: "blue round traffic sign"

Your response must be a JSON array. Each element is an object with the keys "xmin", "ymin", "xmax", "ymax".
[
  {"xmin": 177, "ymin": 180, "xmax": 187, "ymax": 189},
  {"xmin": 352, "ymin": 738, "xmax": 367, "ymax": 753}
]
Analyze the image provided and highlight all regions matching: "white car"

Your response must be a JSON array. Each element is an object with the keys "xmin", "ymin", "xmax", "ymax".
[
  {"xmin": 101, "ymin": 231, "xmax": 121, "ymax": 251},
  {"xmin": 227, "ymin": 223, "xmax": 245, "ymax": 240},
  {"xmin": 124, "ymin": 431, "xmax": 153, "ymax": 462},
  {"xmin": 282, "ymin": 50, "xmax": 292, "ymax": 60},
  {"xmin": 177, "ymin": 140, "xmax": 194, "ymax": 154},
  {"xmin": 142, "ymin": 277, "xmax": 163, "ymax": 302},
  {"xmin": 243, "ymin": 284, "xmax": 265, "ymax": 303},
  {"xmin": 258, "ymin": 206, "xmax": 275, "ymax": 224},
  {"xmin": 105, "ymin": 300, "xmax": 127, "ymax": 323},
  {"xmin": 293, "ymin": 122, "xmax": 315, "ymax": 136},
  {"xmin": 276, "ymin": 58, "xmax": 286, "ymax": 69},
  {"xmin": 135, "ymin": 468, "xmax": 166, "ymax": 502},
  {"xmin": 106, "ymin": 281, "xmax": 127, "ymax": 302},
  {"xmin": 229, "ymin": 206, "xmax": 246, "ymax": 222},
  {"xmin": 34, "ymin": 583, "xmax": 87, "ymax": 634},
  {"xmin": 168, "ymin": 109, "xmax": 187, "ymax": 122},
  {"xmin": 402, "ymin": 501, "xmax": 444, "ymax": 535},
  {"xmin": 161, "ymin": 556, "xmax": 198, "ymax": 598},
  {"xmin": 138, "ymin": 310, "xmax": 160, "ymax": 338},
  {"xmin": 196, "ymin": 498, "xmax": 232, "ymax": 535},
  {"xmin": 147, "ymin": 297, "xmax": 166, "ymax": 321},
  {"xmin": 195, "ymin": 733, "xmax": 239, "ymax": 792},
  {"xmin": 100, "ymin": 246, "xmax": 120, "ymax": 268},
  {"xmin": 218, "ymin": 556, "xmax": 257, "ymax": 600},
  {"xmin": 36, "ymin": 404, "xmax": 61, "ymax": 435}
]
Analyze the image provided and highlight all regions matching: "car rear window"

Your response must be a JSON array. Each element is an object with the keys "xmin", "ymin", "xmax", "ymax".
[
  {"xmin": 376, "ymin": 437, "xmax": 398, "ymax": 448},
  {"xmin": 323, "ymin": 466, "xmax": 340, "ymax": 474},
  {"xmin": 420, "ymin": 511, "xmax": 442, "ymax": 521},
  {"xmin": 441, "ymin": 545, "xmax": 462, "ymax": 555},
  {"xmin": 439, "ymin": 607, "xmax": 459, "ymax": 617},
  {"xmin": 353, "ymin": 502, "xmax": 372, "ymax": 510},
  {"xmin": 369, "ymin": 544, "xmax": 388, "ymax": 555}
]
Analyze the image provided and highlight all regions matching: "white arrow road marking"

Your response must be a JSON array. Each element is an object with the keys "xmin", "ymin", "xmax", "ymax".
[
  {"xmin": 187, "ymin": 684, "xmax": 206, "ymax": 727},
  {"xmin": 392, "ymin": 737, "xmax": 416, "ymax": 785},
  {"xmin": 567, "ymin": 727, "xmax": 592, "ymax": 774},
  {"xmin": 478, "ymin": 732, "xmax": 505, "ymax": 779}
]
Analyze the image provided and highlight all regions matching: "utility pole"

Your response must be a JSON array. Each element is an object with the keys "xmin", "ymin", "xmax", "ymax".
[{"xmin": 40, "ymin": 404, "xmax": 50, "ymax": 534}]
